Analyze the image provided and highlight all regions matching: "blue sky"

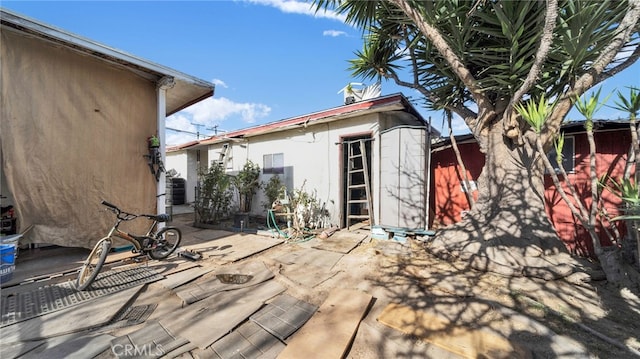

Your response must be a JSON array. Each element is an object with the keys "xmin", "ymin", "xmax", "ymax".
[{"xmin": 3, "ymin": 1, "xmax": 639, "ymax": 146}]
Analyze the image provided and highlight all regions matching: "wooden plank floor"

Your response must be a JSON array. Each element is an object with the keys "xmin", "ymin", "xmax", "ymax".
[{"xmin": 277, "ymin": 288, "xmax": 372, "ymax": 359}]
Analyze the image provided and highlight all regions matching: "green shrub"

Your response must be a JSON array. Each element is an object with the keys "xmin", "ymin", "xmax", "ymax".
[{"xmin": 194, "ymin": 162, "xmax": 232, "ymax": 224}]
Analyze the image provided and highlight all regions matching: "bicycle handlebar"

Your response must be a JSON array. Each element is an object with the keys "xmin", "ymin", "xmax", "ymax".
[
  {"xmin": 101, "ymin": 200, "xmax": 119, "ymax": 211},
  {"xmin": 101, "ymin": 200, "xmax": 163, "ymax": 222}
]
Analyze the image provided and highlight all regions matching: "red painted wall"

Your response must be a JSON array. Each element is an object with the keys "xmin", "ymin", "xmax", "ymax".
[{"xmin": 430, "ymin": 129, "xmax": 632, "ymax": 258}]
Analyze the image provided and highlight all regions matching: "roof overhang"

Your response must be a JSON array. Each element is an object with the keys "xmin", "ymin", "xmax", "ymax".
[{"xmin": 1, "ymin": 8, "xmax": 214, "ymax": 115}]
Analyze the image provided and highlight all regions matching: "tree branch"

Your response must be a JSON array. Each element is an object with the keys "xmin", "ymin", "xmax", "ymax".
[
  {"xmin": 503, "ymin": 0, "xmax": 559, "ymax": 137},
  {"xmin": 545, "ymin": 0, "xmax": 640, "ymax": 141},
  {"xmin": 389, "ymin": 0, "xmax": 493, "ymax": 116},
  {"xmin": 598, "ymin": 44, "xmax": 640, "ymax": 82}
]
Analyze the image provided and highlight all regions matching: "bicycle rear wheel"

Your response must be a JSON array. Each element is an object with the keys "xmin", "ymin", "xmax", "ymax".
[
  {"xmin": 76, "ymin": 238, "xmax": 111, "ymax": 291},
  {"xmin": 148, "ymin": 227, "xmax": 181, "ymax": 260}
]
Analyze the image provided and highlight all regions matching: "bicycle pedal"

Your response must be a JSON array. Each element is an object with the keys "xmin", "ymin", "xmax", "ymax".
[
  {"xmin": 179, "ymin": 250, "xmax": 202, "ymax": 261},
  {"xmin": 133, "ymin": 256, "xmax": 147, "ymax": 263}
]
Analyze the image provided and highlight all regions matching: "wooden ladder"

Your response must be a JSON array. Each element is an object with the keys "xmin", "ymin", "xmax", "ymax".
[
  {"xmin": 346, "ymin": 139, "xmax": 373, "ymax": 229},
  {"xmin": 217, "ymin": 143, "xmax": 229, "ymax": 168}
]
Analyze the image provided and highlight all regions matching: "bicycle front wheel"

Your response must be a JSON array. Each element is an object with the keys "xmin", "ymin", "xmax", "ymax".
[
  {"xmin": 148, "ymin": 227, "xmax": 181, "ymax": 260},
  {"xmin": 76, "ymin": 238, "xmax": 111, "ymax": 291}
]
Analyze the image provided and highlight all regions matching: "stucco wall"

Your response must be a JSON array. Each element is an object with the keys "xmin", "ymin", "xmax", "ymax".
[{"xmin": 204, "ymin": 114, "xmax": 381, "ymax": 226}]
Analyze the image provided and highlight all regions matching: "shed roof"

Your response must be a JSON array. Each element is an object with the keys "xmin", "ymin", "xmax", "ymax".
[
  {"xmin": 431, "ymin": 119, "xmax": 633, "ymax": 150},
  {"xmin": 0, "ymin": 8, "xmax": 214, "ymax": 115},
  {"xmin": 168, "ymin": 93, "xmax": 436, "ymax": 151}
]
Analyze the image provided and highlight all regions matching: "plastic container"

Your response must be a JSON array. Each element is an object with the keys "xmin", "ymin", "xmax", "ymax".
[
  {"xmin": 0, "ymin": 234, "xmax": 21, "ymax": 284},
  {"xmin": 0, "ymin": 244, "xmax": 16, "ymax": 284}
]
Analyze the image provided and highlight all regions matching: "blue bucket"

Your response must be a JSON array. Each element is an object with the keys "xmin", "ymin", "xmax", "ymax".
[{"xmin": 0, "ymin": 243, "xmax": 16, "ymax": 284}]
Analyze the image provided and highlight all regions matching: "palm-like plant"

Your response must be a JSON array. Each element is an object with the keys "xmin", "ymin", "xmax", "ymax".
[{"xmin": 611, "ymin": 87, "xmax": 640, "ymax": 182}]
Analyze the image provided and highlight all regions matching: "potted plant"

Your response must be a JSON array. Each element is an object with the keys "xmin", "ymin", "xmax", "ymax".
[{"xmin": 234, "ymin": 160, "xmax": 262, "ymax": 213}]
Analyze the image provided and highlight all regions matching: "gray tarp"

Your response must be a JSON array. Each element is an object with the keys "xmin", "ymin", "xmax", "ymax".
[{"xmin": 1, "ymin": 30, "xmax": 158, "ymax": 248}]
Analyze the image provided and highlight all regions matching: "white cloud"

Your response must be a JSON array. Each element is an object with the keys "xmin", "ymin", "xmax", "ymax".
[
  {"xmin": 165, "ymin": 113, "xmax": 201, "ymax": 145},
  {"xmin": 323, "ymin": 30, "xmax": 347, "ymax": 37},
  {"xmin": 212, "ymin": 78, "xmax": 228, "ymax": 88},
  {"xmin": 183, "ymin": 97, "xmax": 271, "ymax": 124},
  {"xmin": 245, "ymin": 0, "xmax": 347, "ymax": 22},
  {"xmin": 165, "ymin": 97, "xmax": 272, "ymax": 145}
]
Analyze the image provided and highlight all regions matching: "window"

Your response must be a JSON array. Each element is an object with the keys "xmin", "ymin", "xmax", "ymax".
[
  {"xmin": 263, "ymin": 153, "xmax": 284, "ymax": 174},
  {"xmin": 546, "ymin": 136, "xmax": 575, "ymax": 173}
]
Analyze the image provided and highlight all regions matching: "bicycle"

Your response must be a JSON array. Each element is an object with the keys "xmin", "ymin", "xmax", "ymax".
[{"xmin": 76, "ymin": 200, "xmax": 182, "ymax": 291}]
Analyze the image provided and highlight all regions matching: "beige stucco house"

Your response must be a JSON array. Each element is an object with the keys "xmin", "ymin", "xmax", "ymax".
[{"xmin": 167, "ymin": 93, "xmax": 439, "ymax": 230}]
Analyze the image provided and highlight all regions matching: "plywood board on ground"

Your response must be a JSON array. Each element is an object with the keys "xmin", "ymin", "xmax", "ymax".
[
  {"xmin": 377, "ymin": 303, "xmax": 532, "ymax": 359},
  {"xmin": 279, "ymin": 264, "xmax": 337, "ymax": 288},
  {"xmin": 185, "ymin": 234, "xmax": 283, "ymax": 264},
  {"xmin": 272, "ymin": 247, "xmax": 343, "ymax": 269},
  {"xmin": 110, "ymin": 321, "xmax": 189, "ymax": 359},
  {"xmin": 206, "ymin": 320, "xmax": 285, "ymax": 359},
  {"xmin": 174, "ymin": 260, "xmax": 274, "ymax": 304},
  {"xmin": 277, "ymin": 288, "xmax": 372, "ymax": 359},
  {"xmin": 159, "ymin": 266, "xmax": 213, "ymax": 290},
  {"xmin": 250, "ymin": 294, "xmax": 318, "ymax": 340},
  {"xmin": 161, "ymin": 280, "xmax": 286, "ymax": 349},
  {"xmin": 312, "ymin": 232, "xmax": 367, "ymax": 254},
  {"xmin": 26, "ymin": 332, "xmax": 115, "ymax": 359}
]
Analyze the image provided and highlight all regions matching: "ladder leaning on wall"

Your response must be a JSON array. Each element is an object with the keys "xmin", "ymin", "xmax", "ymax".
[{"xmin": 346, "ymin": 139, "xmax": 373, "ymax": 229}]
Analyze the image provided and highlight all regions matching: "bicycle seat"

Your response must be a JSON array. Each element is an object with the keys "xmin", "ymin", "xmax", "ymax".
[{"xmin": 155, "ymin": 213, "xmax": 171, "ymax": 222}]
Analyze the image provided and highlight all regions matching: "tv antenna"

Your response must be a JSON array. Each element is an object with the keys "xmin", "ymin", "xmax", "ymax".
[{"xmin": 190, "ymin": 123, "xmax": 216, "ymax": 139}]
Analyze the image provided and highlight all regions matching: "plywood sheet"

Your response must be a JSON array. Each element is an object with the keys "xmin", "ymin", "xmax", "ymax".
[
  {"xmin": 174, "ymin": 261, "xmax": 274, "ymax": 304},
  {"xmin": 159, "ymin": 266, "xmax": 213, "ymax": 290},
  {"xmin": 312, "ymin": 232, "xmax": 367, "ymax": 254},
  {"xmin": 26, "ymin": 332, "xmax": 115, "ymax": 359},
  {"xmin": 110, "ymin": 321, "xmax": 189, "ymax": 359},
  {"xmin": 377, "ymin": 303, "xmax": 532, "ymax": 359},
  {"xmin": 208, "ymin": 320, "xmax": 285, "ymax": 359},
  {"xmin": 0, "ymin": 286, "xmax": 142, "ymax": 343},
  {"xmin": 250, "ymin": 294, "xmax": 318, "ymax": 340},
  {"xmin": 277, "ymin": 288, "xmax": 372, "ymax": 359},
  {"xmin": 161, "ymin": 280, "xmax": 286, "ymax": 349},
  {"xmin": 279, "ymin": 264, "xmax": 337, "ymax": 288},
  {"xmin": 186, "ymin": 234, "xmax": 283, "ymax": 264},
  {"xmin": 272, "ymin": 247, "xmax": 343, "ymax": 269}
]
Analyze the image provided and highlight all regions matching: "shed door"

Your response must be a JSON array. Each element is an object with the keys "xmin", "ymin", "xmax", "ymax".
[{"xmin": 379, "ymin": 127, "xmax": 427, "ymax": 229}]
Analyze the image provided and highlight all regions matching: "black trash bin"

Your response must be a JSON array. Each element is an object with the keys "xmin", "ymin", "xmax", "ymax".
[{"xmin": 171, "ymin": 178, "xmax": 186, "ymax": 205}]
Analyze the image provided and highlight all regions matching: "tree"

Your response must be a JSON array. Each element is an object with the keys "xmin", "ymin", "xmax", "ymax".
[{"xmin": 315, "ymin": 0, "xmax": 640, "ymax": 281}]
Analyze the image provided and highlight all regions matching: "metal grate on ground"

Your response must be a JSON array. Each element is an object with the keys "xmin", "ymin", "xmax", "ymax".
[
  {"xmin": 1, "ymin": 266, "xmax": 163, "ymax": 327},
  {"xmin": 99, "ymin": 303, "xmax": 158, "ymax": 331}
]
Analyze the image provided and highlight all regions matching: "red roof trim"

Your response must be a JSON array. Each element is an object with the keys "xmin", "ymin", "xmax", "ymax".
[
  {"xmin": 199, "ymin": 93, "xmax": 412, "ymax": 145},
  {"xmin": 167, "ymin": 140, "xmax": 199, "ymax": 152}
]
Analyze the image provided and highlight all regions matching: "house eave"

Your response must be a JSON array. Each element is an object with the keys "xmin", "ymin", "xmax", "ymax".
[{"xmin": 1, "ymin": 8, "xmax": 214, "ymax": 115}]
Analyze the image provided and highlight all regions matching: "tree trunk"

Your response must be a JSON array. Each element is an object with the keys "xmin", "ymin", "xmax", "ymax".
[{"xmin": 426, "ymin": 125, "xmax": 577, "ymax": 280}]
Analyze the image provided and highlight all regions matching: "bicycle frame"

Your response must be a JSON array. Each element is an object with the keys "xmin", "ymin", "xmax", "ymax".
[
  {"xmin": 105, "ymin": 212, "xmax": 159, "ymax": 252},
  {"xmin": 77, "ymin": 200, "xmax": 180, "ymax": 291}
]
